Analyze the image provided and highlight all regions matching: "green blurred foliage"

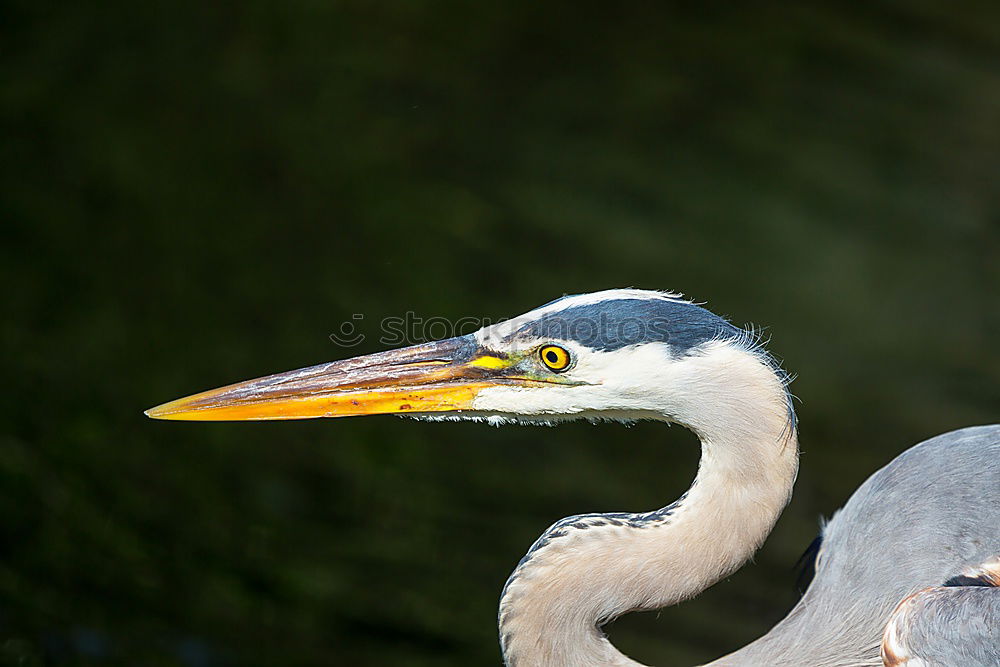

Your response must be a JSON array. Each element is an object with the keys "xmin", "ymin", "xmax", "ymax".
[{"xmin": 1, "ymin": 1, "xmax": 998, "ymax": 665}]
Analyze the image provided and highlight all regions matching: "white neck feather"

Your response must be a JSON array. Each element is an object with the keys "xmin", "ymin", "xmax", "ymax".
[{"xmin": 498, "ymin": 344, "xmax": 799, "ymax": 667}]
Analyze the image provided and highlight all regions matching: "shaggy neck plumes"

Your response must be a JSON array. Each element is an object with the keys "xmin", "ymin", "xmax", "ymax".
[{"xmin": 498, "ymin": 344, "xmax": 799, "ymax": 667}]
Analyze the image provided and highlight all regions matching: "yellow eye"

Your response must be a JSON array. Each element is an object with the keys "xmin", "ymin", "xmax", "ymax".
[{"xmin": 539, "ymin": 345, "xmax": 571, "ymax": 372}]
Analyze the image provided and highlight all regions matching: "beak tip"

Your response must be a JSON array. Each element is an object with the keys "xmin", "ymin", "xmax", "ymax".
[{"xmin": 145, "ymin": 401, "xmax": 182, "ymax": 420}]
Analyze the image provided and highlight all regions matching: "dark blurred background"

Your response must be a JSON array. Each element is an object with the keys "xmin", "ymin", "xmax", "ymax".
[{"xmin": 2, "ymin": 2, "xmax": 998, "ymax": 665}]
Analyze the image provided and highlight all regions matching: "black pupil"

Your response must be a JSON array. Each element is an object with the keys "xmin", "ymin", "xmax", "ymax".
[{"xmin": 546, "ymin": 350, "xmax": 559, "ymax": 364}]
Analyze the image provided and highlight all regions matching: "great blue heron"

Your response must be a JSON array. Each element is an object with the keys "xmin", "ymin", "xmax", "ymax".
[{"xmin": 147, "ymin": 289, "xmax": 999, "ymax": 666}]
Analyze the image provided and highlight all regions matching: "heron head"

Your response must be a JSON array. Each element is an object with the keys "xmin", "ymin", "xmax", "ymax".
[{"xmin": 146, "ymin": 289, "xmax": 789, "ymax": 429}]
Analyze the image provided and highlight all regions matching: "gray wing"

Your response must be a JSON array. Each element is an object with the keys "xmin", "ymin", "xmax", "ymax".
[
  {"xmin": 708, "ymin": 425, "xmax": 1000, "ymax": 667},
  {"xmin": 881, "ymin": 558, "xmax": 1000, "ymax": 667}
]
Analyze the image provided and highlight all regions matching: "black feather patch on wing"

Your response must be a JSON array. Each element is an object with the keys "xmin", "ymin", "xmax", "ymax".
[
  {"xmin": 794, "ymin": 534, "xmax": 823, "ymax": 595},
  {"xmin": 943, "ymin": 574, "xmax": 997, "ymax": 587}
]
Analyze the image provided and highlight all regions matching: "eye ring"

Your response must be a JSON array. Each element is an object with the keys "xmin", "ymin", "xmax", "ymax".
[{"xmin": 539, "ymin": 345, "xmax": 572, "ymax": 372}]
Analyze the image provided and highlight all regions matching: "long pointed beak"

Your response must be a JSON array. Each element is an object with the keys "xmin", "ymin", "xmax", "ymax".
[{"xmin": 145, "ymin": 335, "xmax": 514, "ymax": 421}]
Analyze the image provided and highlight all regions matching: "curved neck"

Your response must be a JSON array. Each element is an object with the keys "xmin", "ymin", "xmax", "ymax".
[{"xmin": 498, "ymin": 345, "xmax": 799, "ymax": 667}]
